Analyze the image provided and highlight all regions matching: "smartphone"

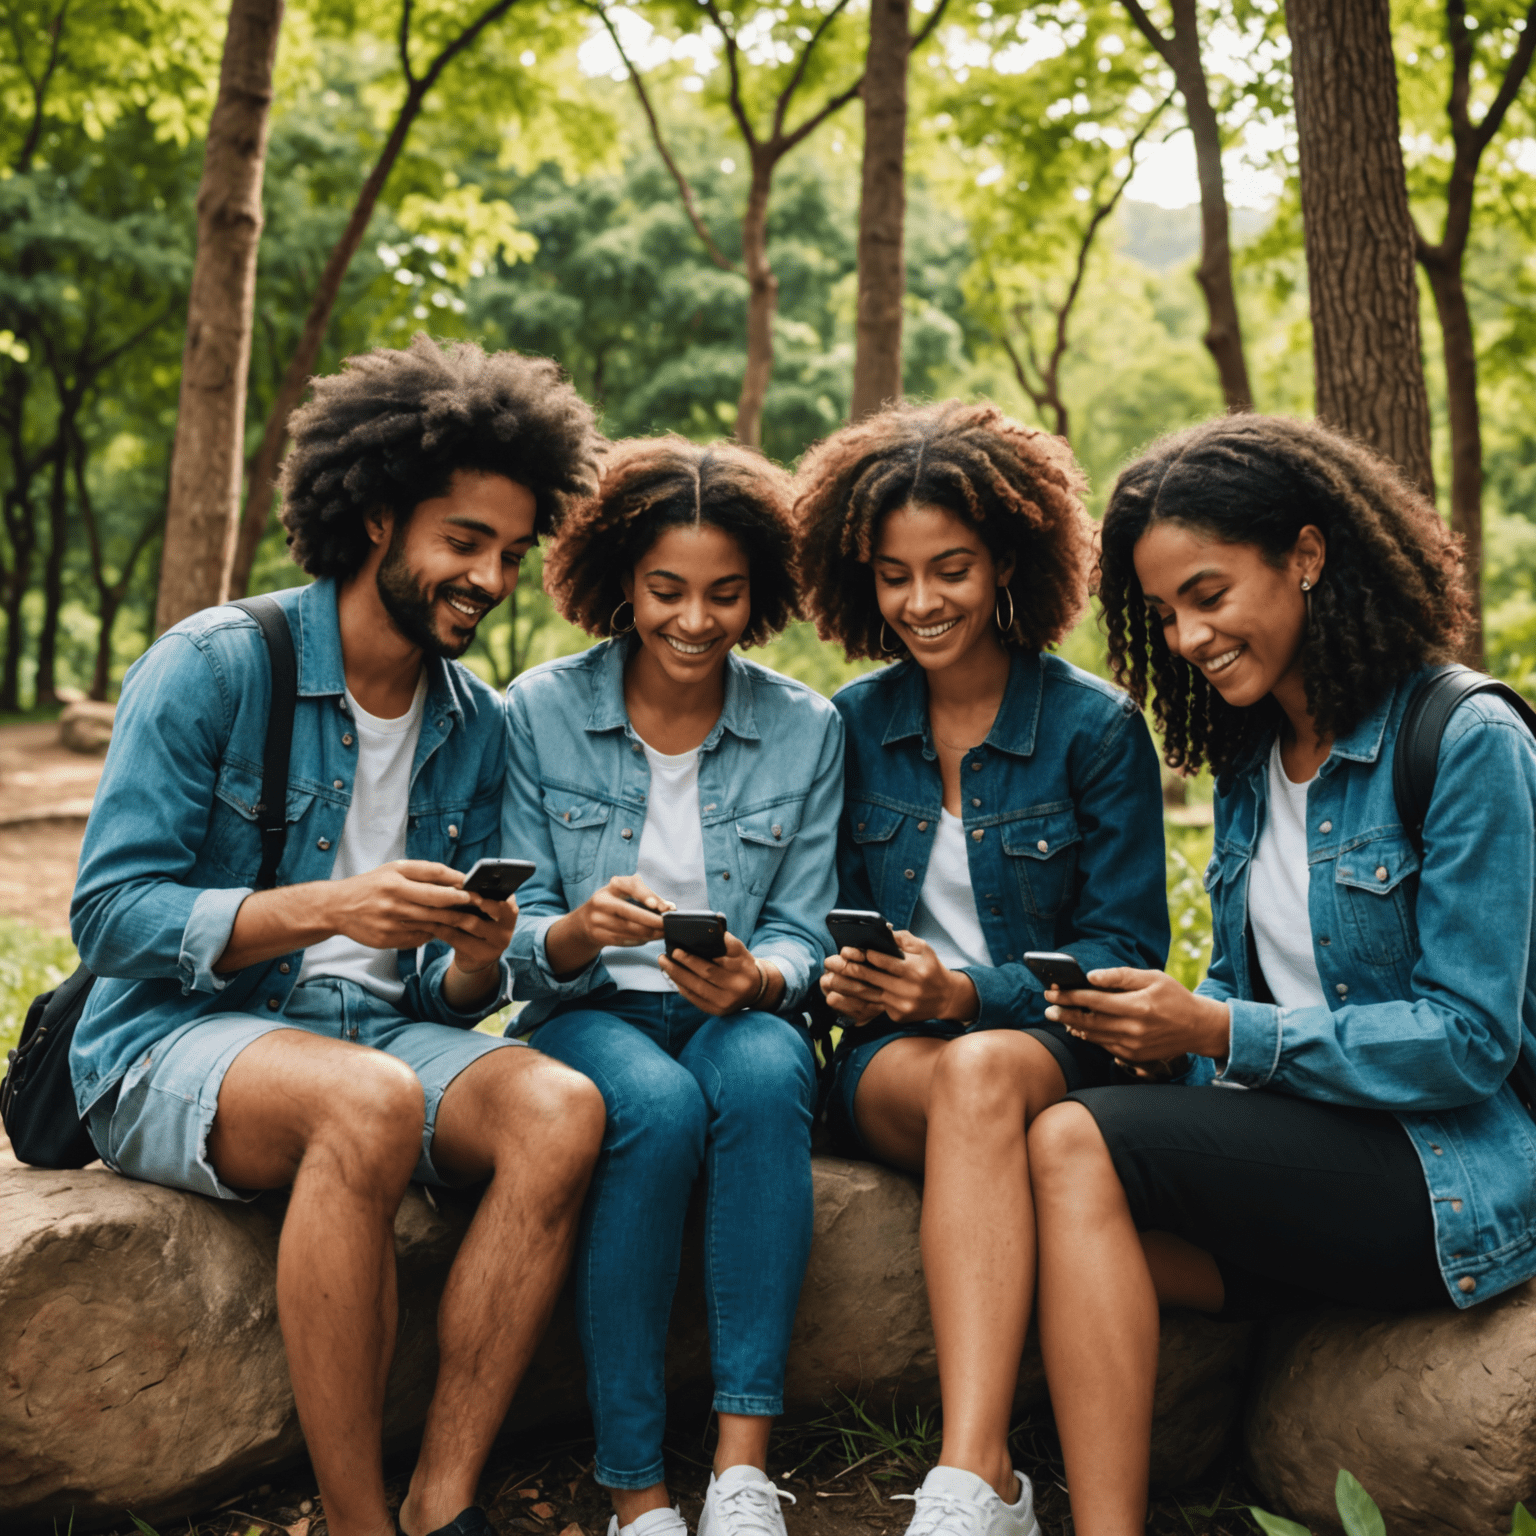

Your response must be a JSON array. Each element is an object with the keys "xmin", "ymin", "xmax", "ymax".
[
  {"xmin": 455, "ymin": 857, "xmax": 536, "ymax": 911},
  {"xmin": 1024, "ymin": 951, "xmax": 1094, "ymax": 991},
  {"xmin": 826, "ymin": 909, "xmax": 904, "ymax": 959},
  {"xmin": 663, "ymin": 909, "xmax": 729, "ymax": 960}
]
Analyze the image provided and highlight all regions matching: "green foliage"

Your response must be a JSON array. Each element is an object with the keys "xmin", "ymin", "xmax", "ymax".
[
  {"xmin": 0, "ymin": 918, "xmax": 77, "ymax": 1059},
  {"xmin": 1244, "ymin": 1467, "xmax": 1536, "ymax": 1536},
  {"xmin": 1512, "ymin": 1503, "xmax": 1536, "ymax": 1536},
  {"xmin": 1165, "ymin": 822, "xmax": 1215, "ymax": 991}
]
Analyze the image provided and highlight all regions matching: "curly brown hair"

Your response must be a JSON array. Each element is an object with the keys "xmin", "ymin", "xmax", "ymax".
[
  {"xmin": 279, "ymin": 332, "xmax": 599, "ymax": 578},
  {"xmin": 543, "ymin": 435, "xmax": 800, "ymax": 646},
  {"xmin": 1097, "ymin": 415, "xmax": 1471, "ymax": 776},
  {"xmin": 793, "ymin": 400, "xmax": 1093, "ymax": 660}
]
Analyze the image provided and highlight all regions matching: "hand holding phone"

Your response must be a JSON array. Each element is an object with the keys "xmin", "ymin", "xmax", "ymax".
[
  {"xmin": 662, "ymin": 909, "xmax": 729, "ymax": 960},
  {"xmin": 826, "ymin": 909, "xmax": 904, "ymax": 959},
  {"xmin": 454, "ymin": 857, "xmax": 536, "ymax": 912},
  {"xmin": 1023, "ymin": 951, "xmax": 1094, "ymax": 992}
]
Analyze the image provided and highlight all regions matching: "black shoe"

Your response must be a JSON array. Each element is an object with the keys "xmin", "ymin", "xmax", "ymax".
[{"xmin": 400, "ymin": 1507, "xmax": 497, "ymax": 1536}]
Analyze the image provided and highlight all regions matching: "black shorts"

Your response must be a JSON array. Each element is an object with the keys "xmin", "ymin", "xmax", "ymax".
[{"xmin": 1067, "ymin": 1084, "xmax": 1452, "ymax": 1319}]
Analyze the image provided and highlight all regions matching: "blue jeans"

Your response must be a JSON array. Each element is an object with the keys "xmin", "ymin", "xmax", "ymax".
[{"xmin": 534, "ymin": 991, "xmax": 817, "ymax": 1489}]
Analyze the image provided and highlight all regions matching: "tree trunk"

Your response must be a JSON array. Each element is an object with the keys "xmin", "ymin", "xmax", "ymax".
[
  {"xmin": 850, "ymin": 0, "xmax": 909, "ymax": 422},
  {"xmin": 155, "ymin": 0, "xmax": 285, "ymax": 634},
  {"xmin": 0, "ymin": 492, "xmax": 38, "ymax": 712},
  {"xmin": 1285, "ymin": 0, "xmax": 1435, "ymax": 496},
  {"xmin": 1167, "ymin": 0, "xmax": 1251, "ymax": 412},
  {"xmin": 33, "ymin": 438, "xmax": 68, "ymax": 704},
  {"xmin": 735, "ymin": 155, "xmax": 778, "ymax": 450}
]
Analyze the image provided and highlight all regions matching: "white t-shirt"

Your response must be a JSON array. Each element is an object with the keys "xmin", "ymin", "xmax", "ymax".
[
  {"xmin": 909, "ymin": 809, "xmax": 993, "ymax": 971},
  {"xmin": 1247, "ymin": 739, "xmax": 1327, "ymax": 1009},
  {"xmin": 602, "ymin": 740, "xmax": 713, "ymax": 993},
  {"xmin": 295, "ymin": 675, "xmax": 427, "ymax": 1001}
]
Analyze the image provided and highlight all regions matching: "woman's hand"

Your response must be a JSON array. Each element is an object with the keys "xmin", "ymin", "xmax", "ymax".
[
  {"xmin": 661, "ymin": 931, "xmax": 782, "ymax": 1017},
  {"xmin": 1044, "ymin": 966, "xmax": 1231, "ymax": 1063},
  {"xmin": 819, "ymin": 961, "xmax": 885, "ymax": 1024},
  {"xmin": 544, "ymin": 874, "xmax": 672, "ymax": 978},
  {"xmin": 823, "ymin": 931, "xmax": 977, "ymax": 1025}
]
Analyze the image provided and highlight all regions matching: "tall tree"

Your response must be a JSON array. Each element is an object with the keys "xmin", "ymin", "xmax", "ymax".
[
  {"xmin": 598, "ymin": 0, "xmax": 866, "ymax": 447},
  {"xmin": 1285, "ymin": 0, "xmax": 1435, "ymax": 494},
  {"xmin": 849, "ymin": 0, "xmax": 950, "ymax": 421},
  {"xmin": 1408, "ymin": 0, "xmax": 1536, "ymax": 666},
  {"xmin": 227, "ymin": 0, "xmax": 533, "ymax": 599},
  {"xmin": 1117, "ymin": 0, "xmax": 1252, "ymax": 411},
  {"xmin": 155, "ymin": 0, "xmax": 285, "ymax": 635}
]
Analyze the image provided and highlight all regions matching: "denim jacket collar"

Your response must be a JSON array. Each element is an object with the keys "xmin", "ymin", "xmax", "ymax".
[
  {"xmin": 582, "ymin": 638, "xmax": 761, "ymax": 746},
  {"xmin": 291, "ymin": 576, "xmax": 466, "ymax": 722},
  {"xmin": 879, "ymin": 651, "xmax": 1044, "ymax": 758},
  {"xmin": 1227, "ymin": 675, "xmax": 1403, "ymax": 793}
]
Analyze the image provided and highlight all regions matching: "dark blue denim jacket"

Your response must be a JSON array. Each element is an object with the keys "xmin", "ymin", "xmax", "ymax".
[
  {"xmin": 831, "ymin": 652, "xmax": 1169, "ymax": 1028},
  {"xmin": 1198, "ymin": 670, "xmax": 1536, "ymax": 1307},
  {"xmin": 68, "ymin": 579, "xmax": 510, "ymax": 1115}
]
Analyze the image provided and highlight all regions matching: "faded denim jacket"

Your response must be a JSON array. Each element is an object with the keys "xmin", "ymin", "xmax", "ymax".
[
  {"xmin": 1198, "ymin": 670, "xmax": 1536, "ymax": 1307},
  {"xmin": 502, "ymin": 640, "xmax": 844, "ymax": 1027},
  {"xmin": 832, "ymin": 651, "xmax": 1169, "ymax": 1029},
  {"xmin": 68, "ymin": 579, "xmax": 511, "ymax": 1116}
]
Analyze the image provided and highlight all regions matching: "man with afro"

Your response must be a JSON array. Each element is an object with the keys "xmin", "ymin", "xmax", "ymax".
[{"xmin": 69, "ymin": 335, "xmax": 605, "ymax": 1536}]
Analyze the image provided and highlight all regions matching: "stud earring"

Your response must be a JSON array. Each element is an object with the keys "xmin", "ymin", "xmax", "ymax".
[{"xmin": 1300, "ymin": 578, "xmax": 1312, "ymax": 592}]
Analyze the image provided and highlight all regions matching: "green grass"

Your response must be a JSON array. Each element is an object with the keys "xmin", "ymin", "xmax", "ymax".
[{"xmin": 0, "ymin": 918, "xmax": 78, "ymax": 1058}]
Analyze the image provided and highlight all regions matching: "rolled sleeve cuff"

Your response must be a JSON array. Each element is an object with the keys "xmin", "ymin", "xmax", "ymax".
[
  {"xmin": 512, "ymin": 913, "xmax": 610, "ymax": 1001},
  {"xmin": 963, "ymin": 963, "xmax": 1035, "ymax": 1030},
  {"xmin": 424, "ymin": 950, "xmax": 514, "ymax": 1026},
  {"xmin": 754, "ymin": 943, "xmax": 811, "ymax": 1013},
  {"xmin": 1214, "ymin": 998, "xmax": 1281, "ymax": 1087},
  {"xmin": 178, "ymin": 886, "xmax": 254, "ymax": 995}
]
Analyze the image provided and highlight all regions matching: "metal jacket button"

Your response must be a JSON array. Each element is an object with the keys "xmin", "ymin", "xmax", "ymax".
[
  {"xmin": 1037, "ymin": 839, "xmax": 1049, "ymax": 852},
  {"xmin": 333, "ymin": 779, "xmax": 344, "ymax": 790},
  {"xmin": 317, "ymin": 838, "xmax": 330, "ymax": 851},
  {"xmin": 1458, "ymin": 1276, "xmax": 1477, "ymax": 1293},
  {"xmin": 1318, "ymin": 935, "xmax": 1331, "ymax": 946},
  {"xmin": 970, "ymin": 760, "xmax": 981, "ymax": 771},
  {"xmin": 1320, "ymin": 820, "xmax": 1332, "ymax": 833},
  {"xmin": 279, "ymin": 962, "xmax": 291, "ymax": 974},
  {"xmin": 721, "ymin": 870, "xmax": 730, "ymax": 880},
  {"xmin": 622, "ymin": 828, "xmax": 633, "ymax": 839},
  {"xmin": 1431, "ymin": 1144, "xmax": 1443, "ymax": 1155},
  {"xmin": 971, "ymin": 797, "xmax": 981, "ymax": 807},
  {"xmin": 342, "ymin": 733, "xmax": 354, "ymax": 747},
  {"xmin": 1451, "ymin": 1199, "xmax": 1463, "ymax": 1212},
  {"xmin": 448, "ymin": 825, "xmax": 458, "ymax": 838},
  {"xmin": 1376, "ymin": 866, "xmax": 1389, "ymax": 881},
  {"xmin": 905, "ymin": 868, "xmax": 915, "ymax": 879},
  {"xmin": 972, "ymin": 829, "xmax": 984, "ymax": 842},
  {"xmin": 772, "ymin": 825, "xmax": 782, "ymax": 838},
  {"xmin": 1335, "ymin": 982, "xmax": 1348, "ymax": 997},
  {"xmin": 917, "ymin": 821, "xmax": 928, "ymax": 832},
  {"xmin": 857, "ymin": 822, "xmax": 866, "ymax": 831},
  {"xmin": 267, "ymin": 998, "xmax": 280, "ymax": 1010}
]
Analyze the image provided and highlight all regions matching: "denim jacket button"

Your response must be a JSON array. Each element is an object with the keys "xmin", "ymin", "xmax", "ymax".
[
  {"xmin": 1431, "ymin": 1143, "xmax": 1443, "ymax": 1155},
  {"xmin": 1320, "ymin": 820, "xmax": 1332, "ymax": 834},
  {"xmin": 1458, "ymin": 1276, "xmax": 1477, "ymax": 1293},
  {"xmin": 917, "ymin": 821, "xmax": 929, "ymax": 832},
  {"xmin": 622, "ymin": 828, "xmax": 633, "ymax": 839},
  {"xmin": 722, "ymin": 871, "xmax": 731, "ymax": 881},
  {"xmin": 342, "ymin": 733, "xmax": 354, "ymax": 747},
  {"xmin": 904, "ymin": 868, "xmax": 916, "ymax": 879},
  {"xmin": 972, "ymin": 829, "xmax": 984, "ymax": 842},
  {"xmin": 1318, "ymin": 935, "xmax": 1331, "ymax": 946},
  {"xmin": 772, "ymin": 825, "xmax": 782, "ymax": 838},
  {"xmin": 970, "ymin": 761, "xmax": 981, "ymax": 771},
  {"xmin": 857, "ymin": 822, "xmax": 866, "ymax": 831},
  {"xmin": 448, "ymin": 825, "xmax": 458, "ymax": 839},
  {"xmin": 1335, "ymin": 982, "xmax": 1349, "ymax": 997},
  {"xmin": 990, "ymin": 905, "xmax": 1001, "ymax": 915},
  {"xmin": 972, "ymin": 797, "xmax": 981, "ymax": 808},
  {"xmin": 1375, "ymin": 866, "xmax": 1389, "ymax": 882},
  {"xmin": 267, "ymin": 998, "xmax": 280, "ymax": 1011},
  {"xmin": 317, "ymin": 838, "xmax": 331, "ymax": 851},
  {"xmin": 279, "ymin": 962, "xmax": 291, "ymax": 974},
  {"xmin": 333, "ymin": 778, "xmax": 344, "ymax": 790},
  {"xmin": 1037, "ymin": 839, "xmax": 1049, "ymax": 852}
]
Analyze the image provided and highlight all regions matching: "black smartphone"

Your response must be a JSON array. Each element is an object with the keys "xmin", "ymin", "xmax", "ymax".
[
  {"xmin": 455, "ymin": 857, "xmax": 536, "ymax": 911},
  {"xmin": 663, "ymin": 909, "xmax": 729, "ymax": 960},
  {"xmin": 1023, "ymin": 951, "xmax": 1093, "ymax": 991},
  {"xmin": 827, "ymin": 908, "xmax": 904, "ymax": 959}
]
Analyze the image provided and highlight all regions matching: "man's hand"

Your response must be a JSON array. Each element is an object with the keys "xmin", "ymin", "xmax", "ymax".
[
  {"xmin": 822, "ymin": 931, "xmax": 977, "ymax": 1025},
  {"xmin": 660, "ymin": 931, "xmax": 781, "ymax": 1017},
  {"xmin": 1044, "ymin": 966, "xmax": 1231, "ymax": 1063},
  {"xmin": 543, "ymin": 875, "xmax": 671, "ymax": 979}
]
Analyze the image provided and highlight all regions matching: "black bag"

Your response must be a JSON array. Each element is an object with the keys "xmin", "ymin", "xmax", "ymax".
[{"xmin": 0, "ymin": 595, "xmax": 298, "ymax": 1169}]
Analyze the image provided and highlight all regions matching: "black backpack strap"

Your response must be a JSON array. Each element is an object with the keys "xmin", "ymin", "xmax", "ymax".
[
  {"xmin": 230, "ymin": 595, "xmax": 298, "ymax": 891},
  {"xmin": 1394, "ymin": 665, "xmax": 1536, "ymax": 853}
]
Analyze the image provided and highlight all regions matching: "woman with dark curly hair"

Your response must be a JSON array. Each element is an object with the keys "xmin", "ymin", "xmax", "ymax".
[
  {"xmin": 795, "ymin": 400, "xmax": 1169, "ymax": 1536},
  {"xmin": 1031, "ymin": 415, "xmax": 1536, "ymax": 1535},
  {"xmin": 501, "ymin": 436, "xmax": 843, "ymax": 1536}
]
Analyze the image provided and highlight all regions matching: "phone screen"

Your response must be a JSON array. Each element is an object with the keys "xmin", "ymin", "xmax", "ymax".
[{"xmin": 826, "ymin": 909, "xmax": 904, "ymax": 958}]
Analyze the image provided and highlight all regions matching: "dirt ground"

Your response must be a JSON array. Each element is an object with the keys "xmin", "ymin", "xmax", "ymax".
[{"xmin": 0, "ymin": 720, "xmax": 100, "ymax": 934}]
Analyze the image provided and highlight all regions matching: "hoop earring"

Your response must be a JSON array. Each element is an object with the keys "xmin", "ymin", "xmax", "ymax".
[
  {"xmin": 995, "ymin": 586, "xmax": 1015, "ymax": 635},
  {"xmin": 879, "ymin": 620, "xmax": 903, "ymax": 656},
  {"xmin": 610, "ymin": 600, "xmax": 636, "ymax": 636}
]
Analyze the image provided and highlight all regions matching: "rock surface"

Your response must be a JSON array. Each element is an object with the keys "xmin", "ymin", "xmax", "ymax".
[
  {"xmin": 58, "ymin": 700, "xmax": 115, "ymax": 753},
  {"xmin": 1244, "ymin": 1285, "xmax": 1536, "ymax": 1535},
  {"xmin": 1, "ymin": 1153, "xmax": 1249, "ymax": 1531}
]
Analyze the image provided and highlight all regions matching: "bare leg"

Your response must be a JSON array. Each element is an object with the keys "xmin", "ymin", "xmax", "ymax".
[
  {"xmin": 855, "ymin": 1031, "xmax": 1069, "ymax": 1497},
  {"xmin": 208, "ymin": 1031, "xmax": 426, "ymax": 1536},
  {"xmin": 715, "ymin": 1413, "xmax": 772, "ymax": 1473},
  {"xmin": 1028, "ymin": 1103, "xmax": 1223, "ymax": 1536},
  {"xmin": 400, "ymin": 1049, "xmax": 605, "ymax": 1535}
]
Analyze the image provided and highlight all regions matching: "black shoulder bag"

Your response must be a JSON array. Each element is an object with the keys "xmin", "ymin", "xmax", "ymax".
[{"xmin": 0, "ymin": 595, "xmax": 297, "ymax": 1169}]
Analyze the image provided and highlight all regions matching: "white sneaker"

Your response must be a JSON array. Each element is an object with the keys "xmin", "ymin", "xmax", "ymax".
[
  {"xmin": 891, "ymin": 1466, "xmax": 1040, "ymax": 1536},
  {"xmin": 606, "ymin": 1506, "xmax": 689, "ymax": 1536},
  {"xmin": 697, "ymin": 1465, "xmax": 797, "ymax": 1536}
]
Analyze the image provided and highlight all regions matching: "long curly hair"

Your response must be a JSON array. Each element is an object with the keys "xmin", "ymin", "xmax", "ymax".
[
  {"xmin": 1097, "ymin": 415, "xmax": 1471, "ymax": 775},
  {"xmin": 279, "ymin": 332, "xmax": 600, "ymax": 578},
  {"xmin": 793, "ymin": 400, "xmax": 1092, "ymax": 660},
  {"xmin": 543, "ymin": 435, "xmax": 800, "ymax": 646}
]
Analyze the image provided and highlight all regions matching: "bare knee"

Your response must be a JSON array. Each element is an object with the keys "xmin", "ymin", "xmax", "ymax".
[
  {"xmin": 521, "ymin": 1055, "xmax": 606, "ymax": 1158},
  {"xmin": 928, "ymin": 1031, "xmax": 1034, "ymax": 1123},
  {"xmin": 1027, "ymin": 1101, "xmax": 1110, "ymax": 1193},
  {"xmin": 310, "ymin": 1054, "xmax": 424, "ymax": 1188}
]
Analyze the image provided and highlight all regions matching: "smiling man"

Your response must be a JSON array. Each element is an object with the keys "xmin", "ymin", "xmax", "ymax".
[{"xmin": 68, "ymin": 336, "xmax": 603, "ymax": 1536}]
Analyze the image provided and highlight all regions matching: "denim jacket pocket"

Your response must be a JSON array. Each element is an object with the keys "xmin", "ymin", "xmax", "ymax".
[
  {"xmin": 543, "ymin": 793, "xmax": 612, "ymax": 886},
  {"xmin": 849, "ymin": 804, "xmax": 903, "ymax": 903},
  {"xmin": 1002, "ymin": 808, "xmax": 1083, "ymax": 918},
  {"xmin": 210, "ymin": 762, "xmax": 317, "ymax": 883},
  {"xmin": 1332, "ymin": 835, "xmax": 1420, "ymax": 966},
  {"xmin": 736, "ymin": 807, "xmax": 802, "ymax": 896}
]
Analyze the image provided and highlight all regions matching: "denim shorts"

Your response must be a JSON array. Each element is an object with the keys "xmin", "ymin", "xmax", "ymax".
[
  {"xmin": 825, "ymin": 1020, "xmax": 1120, "ymax": 1156},
  {"xmin": 85, "ymin": 977, "xmax": 521, "ymax": 1201}
]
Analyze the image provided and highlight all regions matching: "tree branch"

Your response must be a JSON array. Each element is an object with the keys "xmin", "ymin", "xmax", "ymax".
[
  {"xmin": 1116, "ymin": 0, "xmax": 1176, "ymax": 70},
  {"xmin": 1469, "ymin": 0, "xmax": 1536, "ymax": 156},
  {"xmin": 779, "ymin": 71, "xmax": 865, "ymax": 155},
  {"xmin": 398, "ymin": 0, "xmax": 418, "ymax": 87},
  {"xmin": 770, "ymin": 0, "xmax": 854, "ymax": 141},
  {"xmin": 698, "ymin": 0, "xmax": 757, "ymax": 151},
  {"xmin": 13, "ymin": 1, "xmax": 70, "ymax": 174},
  {"xmin": 908, "ymin": 0, "xmax": 953, "ymax": 53}
]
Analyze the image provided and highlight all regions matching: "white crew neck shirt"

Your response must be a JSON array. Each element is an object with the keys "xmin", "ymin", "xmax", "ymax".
[
  {"xmin": 908, "ymin": 809, "xmax": 993, "ymax": 971},
  {"xmin": 1247, "ymin": 738, "xmax": 1328, "ymax": 1009},
  {"xmin": 295, "ymin": 674, "xmax": 428, "ymax": 1002},
  {"xmin": 602, "ymin": 739, "xmax": 713, "ymax": 993}
]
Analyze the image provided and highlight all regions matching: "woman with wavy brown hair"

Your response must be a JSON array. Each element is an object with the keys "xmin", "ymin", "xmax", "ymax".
[
  {"xmin": 1032, "ymin": 415, "xmax": 1536, "ymax": 1535},
  {"xmin": 501, "ymin": 436, "xmax": 844, "ymax": 1536},
  {"xmin": 795, "ymin": 400, "xmax": 1169, "ymax": 1536}
]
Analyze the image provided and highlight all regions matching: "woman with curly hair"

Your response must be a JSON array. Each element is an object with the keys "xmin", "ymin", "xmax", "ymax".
[
  {"xmin": 501, "ymin": 436, "xmax": 843, "ymax": 1536},
  {"xmin": 1032, "ymin": 415, "xmax": 1536, "ymax": 1534},
  {"xmin": 795, "ymin": 400, "xmax": 1169, "ymax": 1536}
]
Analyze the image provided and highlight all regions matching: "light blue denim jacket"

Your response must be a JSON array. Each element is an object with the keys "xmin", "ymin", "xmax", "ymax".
[
  {"xmin": 501, "ymin": 640, "xmax": 844, "ymax": 1027},
  {"xmin": 68, "ymin": 579, "xmax": 511, "ymax": 1116},
  {"xmin": 1198, "ymin": 669, "xmax": 1536, "ymax": 1307}
]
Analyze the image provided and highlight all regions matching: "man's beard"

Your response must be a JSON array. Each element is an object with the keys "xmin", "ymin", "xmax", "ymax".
[{"xmin": 375, "ymin": 526, "xmax": 495, "ymax": 661}]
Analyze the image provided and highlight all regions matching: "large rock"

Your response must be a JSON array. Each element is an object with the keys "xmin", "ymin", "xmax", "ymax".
[
  {"xmin": 1, "ymin": 1154, "xmax": 1250, "ymax": 1531},
  {"xmin": 1244, "ymin": 1286, "xmax": 1536, "ymax": 1534},
  {"xmin": 58, "ymin": 700, "xmax": 115, "ymax": 754}
]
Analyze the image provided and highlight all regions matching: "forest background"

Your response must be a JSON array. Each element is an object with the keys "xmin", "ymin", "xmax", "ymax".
[{"xmin": 3, "ymin": 0, "xmax": 1536, "ymax": 1024}]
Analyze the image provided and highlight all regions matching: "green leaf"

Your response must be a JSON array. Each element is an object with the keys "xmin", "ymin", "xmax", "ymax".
[
  {"xmin": 1510, "ymin": 1503, "xmax": 1536, "ymax": 1536},
  {"xmin": 1335, "ymin": 1471, "xmax": 1387, "ymax": 1536},
  {"xmin": 127, "ymin": 1515, "xmax": 162, "ymax": 1536},
  {"xmin": 1246, "ymin": 1505, "xmax": 1312, "ymax": 1536}
]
